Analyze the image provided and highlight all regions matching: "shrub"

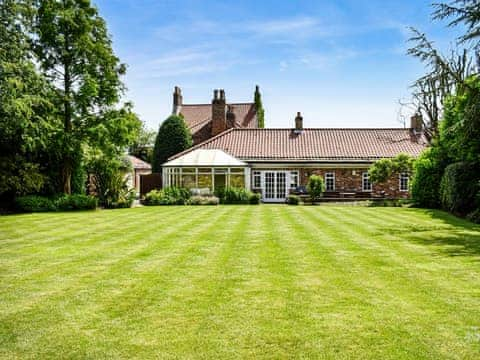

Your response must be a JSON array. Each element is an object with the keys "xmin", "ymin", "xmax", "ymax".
[
  {"xmin": 411, "ymin": 149, "xmax": 444, "ymax": 208},
  {"xmin": 249, "ymin": 192, "xmax": 261, "ymax": 205},
  {"xmin": 466, "ymin": 208, "xmax": 480, "ymax": 224},
  {"xmin": 216, "ymin": 187, "xmax": 252, "ymax": 204},
  {"xmin": 188, "ymin": 195, "xmax": 219, "ymax": 205},
  {"xmin": 104, "ymin": 189, "xmax": 135, "ymax": 209},
  {"xmin": 440, "ymin": 162, "xmax": 479, "ymax": 215},
  {"xmin": 143, "ymin": 187, "xmax": 190, "ymax": 206},
  {"xmin": 286, "ymin": 194, "xmax": 300, "ymax": 205},
  {"xmin": 15, "ymin": 195, "xmax": 56, "ymax": 212},
  {"xmin": 56, "ymin": 194, "xmax": 98, "ymax": 211},
  {"xmin": 307, "ymin": 175, "xmax": 325, "ymax": 202}
]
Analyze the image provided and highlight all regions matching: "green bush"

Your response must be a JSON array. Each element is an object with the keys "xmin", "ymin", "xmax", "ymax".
[
  {"xmin": 56, "ymin": 194, "xmax": 98, "ymax": 211},
  {"xmin": 411, "ymin": 148, "xmax": 444, "ymax": 208},
  {"xmin": 286, "ymin": 194, "xmax": 300, "ymax": 205},
  {"xmin": 104, "ymin": 189, "xmax": 135, "ymax": 209},
  {"xmin": 15, "ymin": 195, "xmax": 56, "ymax": 212},
  {"xmin": 466, "ymin": 208, "xmax": 480, "ymax": 224},
  {"xmin": 143, "ymin": 187, "xmax": 190, "ymax": 206},
  {"xmin": 307, "ymin": 175, "xmax": 325, "ymax": 202},
  {"xmin": 188, "ymin": 195, "xmax": 219, "ymax": 205},
  {"xmin": 440, "ymin": 162, "xmax": 479, "ymax": 215},
  {"xmin": 249, "ymin": 192, "xmax": 261, "ymax": 205},
  {"xmin": 216, "ymin": 187, "xmax": 253, "ymax": 204}
]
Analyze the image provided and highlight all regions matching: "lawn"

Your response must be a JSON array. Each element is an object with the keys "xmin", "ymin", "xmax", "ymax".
[{"xmin": 1, "ymin": 206, "xmax": 480, "ymax": 359}]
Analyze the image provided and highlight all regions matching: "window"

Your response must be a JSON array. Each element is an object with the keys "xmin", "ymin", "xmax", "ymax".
[
  {"xmin": 399, "ymin": 173, "xmax": 409, "ymax": 192},
  {"xmin": 252, "ymin": 171, "xmax": 261, "ymax": 189},
  {"xmin": 290, "ymin": 171, "xmax": 299, "ymax": 189},
  {"xmin": 325, "ymin": 172, "xmax": 335, "ymax": 191},
  {"xmin": 362, "ymin": 172, "xmax": 372, "ymax": 192}
]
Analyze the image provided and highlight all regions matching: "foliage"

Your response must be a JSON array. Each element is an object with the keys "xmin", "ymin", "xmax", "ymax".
[
  {"xmin": 286, "ymin": 194, "xmax": 301, "ymax": 205},
  {"xmin": 86, "ymin": 154, "xmax": 133, "ymax": 208},
  {"xmin": 466, "ymin": 208, "xmax": 480, "ymax": 224},
  {"xmin": 369, "ymin": 154, "xmax": 415, "ymax": 184},
  {"xmin": 152, "ymin": 115, "xmax": 192, "ymax": 172},
  {"xmin": 15, "ymin": 195, "xmax": 57, "ymax": 212},
  {"xmin": 129, "ymin": 123, "xmax": 156, "ymax": 163},
  {"xmin": 143, "ymin": 187, "xmax": 190, "ymax": 206},
  {"xmin": 433, "ymin": 0, "xmax": 480, "ymax": 44},
  {"xmin": 307, "ymin": 175, "xmax": 325, "ymax": 201},
  {"xmin": 188, "ymin": 195, "xmax": 219, "ymax": 205},
  {"xmin": 254, "ymin": 85, "xmax": 265, "ymax": 128},
  {"xmin": 32, "ymin": 0, "xmax": 141, "ymax": 194},
  {"xmin": 410, "ymin": 148, "xmax": 444, "ymax": 208},
  {"xmin": 56, "ymin": 194, "xmax": 98, "ymax": 211},
  {"xmin": 249, "ymin": 192, "xmax": 262, "ymax": 205},
  {"xmin": 440, "ymin": 162, "xmax": 479, "ymax": 215},
  {"xmin": 0, "ymin": 0, "xmax": 57, "ymax": 201},
  {"xmin": 215, "ymin": 187, "xmax": 254, "ymax": 204}
]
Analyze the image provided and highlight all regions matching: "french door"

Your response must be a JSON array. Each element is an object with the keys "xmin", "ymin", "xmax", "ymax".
[{"xmin": 262, "ymin": 171, "xmax": 288, "ymax": 202}]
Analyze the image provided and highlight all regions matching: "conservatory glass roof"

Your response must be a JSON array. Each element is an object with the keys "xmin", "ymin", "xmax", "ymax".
[{"xmin": 163, "ymin": 149, "xmax": 246, "ymax": 167}]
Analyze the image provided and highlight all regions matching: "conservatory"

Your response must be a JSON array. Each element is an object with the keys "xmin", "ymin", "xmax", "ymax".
[{"xmin": 162, "ymin": 149, "xmax": 249, "ymax": 192}]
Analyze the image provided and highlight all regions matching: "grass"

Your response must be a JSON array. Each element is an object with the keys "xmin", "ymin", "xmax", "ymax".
[{"xmin": 1, "ymin": 206, "xmax": 480, "ymax": 359}]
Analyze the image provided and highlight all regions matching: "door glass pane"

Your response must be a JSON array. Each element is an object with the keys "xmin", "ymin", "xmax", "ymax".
[
  {"xmin": 214, "ymin": 174, "xmax": 226, "ymax": 193},
  {"xmin": 265, "ymin": 172, "xmax": 275, "ymax": 199},
  {"xmin": 276, "ymin": 172, "xmax": 286, "ymax": 199}
]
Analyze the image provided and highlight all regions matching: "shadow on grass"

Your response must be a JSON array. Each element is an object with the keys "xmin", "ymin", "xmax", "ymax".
[{"xmin": 381, "ymin": 209, "xmax": 480, "ymax": 259}]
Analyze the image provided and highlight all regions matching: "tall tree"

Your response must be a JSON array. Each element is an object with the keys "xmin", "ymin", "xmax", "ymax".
[
  {"xmin": 254, "ymin": 85, "xmax": 265, "ymax": 128},
  {"xmin": 32, "ymin": 0, "xmax": 136, "ymax": 194},
  {"xmin": 0, "ymin": 0, "xmax": 56, "ymax": 201},
  {"xmin": 152, "ymin": 115, "xmax": 192, "ymax": 172}
]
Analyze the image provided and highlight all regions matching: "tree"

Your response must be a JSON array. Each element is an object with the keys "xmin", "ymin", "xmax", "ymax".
[
  {"xmin": 129, "ymin": 123, "xmax": 156, "ymax": 163},
  {"xmin": 152, "ymin": 115, "xmax": 192, "ymax": 172},
  {"xmin": 433, "ymin": 0, "xmax": 480, "ymax": 45},
  {"xmin": 254, "ymin": 85, "xmax": 265, "ymax": 128},
  {"xmin": 369, "ymin": 154, "xmax": 414, "ymax": 184},
  {"xmin": 32, "ymin": 0, "xmax": 137, "ymax": 194},
  {"xmin": 0, "ymin": 0, "xmax": 56, "ymax": 201},
  {"xmin": 307, "ymin": 175, "xmax": 325, "ymax": 202}
]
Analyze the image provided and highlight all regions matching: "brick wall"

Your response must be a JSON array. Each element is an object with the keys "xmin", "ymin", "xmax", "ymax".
[{"xmin": 299, "ymin": 168, "xmax": 409, "ymax": 198}]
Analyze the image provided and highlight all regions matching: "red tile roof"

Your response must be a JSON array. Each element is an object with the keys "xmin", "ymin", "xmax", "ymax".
[
  {"xmin": 179, "ymin": 103, "xmax": 257, "ymax": 144},
  {"xmin": 127, "ymin": 155, "xmax": 152, "ymax": 170},
  {"xmin": 170, "ymin": 128, "xmax": 427, "ymax": 162}
]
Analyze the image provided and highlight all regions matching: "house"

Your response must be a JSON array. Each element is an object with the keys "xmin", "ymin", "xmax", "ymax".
[
  {"xmin": 126, "ymin": 155, "xmax": 152, "ymax": 193},
  {"xmin": 162, "ymin": 107, "xmax": 428, "ymax": 202},
  {"xmin": 172, "ymin": 86, "xmax": 260, "ymax": 145}
]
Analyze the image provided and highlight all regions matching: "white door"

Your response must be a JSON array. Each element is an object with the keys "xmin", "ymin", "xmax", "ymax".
[{"xmin": 262, "ymin": 171, "xmax": 288, "ymax": 202}]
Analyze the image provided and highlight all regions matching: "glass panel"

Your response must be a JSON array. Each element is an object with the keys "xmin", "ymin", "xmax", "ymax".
[
  {"xmin": 214, "ymin": 174, "xmax": 226, "ymax": 193},
  {"xmin": 290, "ymin": 171, "xmax": 298, "ymax": 188},
  {"xmin": 230, "ymin": 168, "xmax": 244, "ymax": 173},
  {"xmin": 198, "ymin": 174, "xmax": 212, "ymax": 189},
  {"xmin": 265, "ymin": 172, "xmax": 275, "ymax": 199},
  {"xmin": 276, "ymin": 172, "xmax": 287, "ymax": 199},
  {"xmin": 325, "ymin": 172, "xmax": 335, "ymax": 191},
  {"xmin": 214, "ymin": 168, "xmax": 227, "ymax": 174},
  {"xmin": 253, "ymin": 171, "xmax": 261, "ymax": 189},
  {"xmin": 198, "ymin": 168, "xmax": 212, "ymax": 174},
  {"xmin": 182, "ymin": 168, "xmax": 196, "ymax": 173},
  {"xmin": 230, "ymin": 174, "xmax": 245, "ymax": 188},
  {"xmin": 181, "ymin": 174, "xmax": 196, "ymax": 188}
]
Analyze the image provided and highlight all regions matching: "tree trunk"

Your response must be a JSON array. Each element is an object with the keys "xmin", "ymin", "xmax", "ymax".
[{"xmin": 62, "ymin": 37, "xmax": 72, "ymax": 194}]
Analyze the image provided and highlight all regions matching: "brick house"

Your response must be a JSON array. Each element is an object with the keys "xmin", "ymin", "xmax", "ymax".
[
  {"xmin": 162, "ymin": 88, "xmax": 427, "ymax": 202},
  {"xmin": 172, "ymin": 86, "xmax": 259, "ymax": 145}
]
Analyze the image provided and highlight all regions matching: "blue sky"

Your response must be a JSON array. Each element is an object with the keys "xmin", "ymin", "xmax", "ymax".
[{"xmin": 95, "ymin": 0, "xmax": 460, "ymax": 130}]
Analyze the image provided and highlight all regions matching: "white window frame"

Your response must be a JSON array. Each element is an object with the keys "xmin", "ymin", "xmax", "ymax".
[
  {"xmin": 325, "ymin": 172, "xmax": 335, "ymax": 191},
  {"xmin": 362, "ymin": 171, "xmax": 372, "ymax": 192},
  {"xmin": 290, "ymin": 171, "xmax": 299, "ymax": 189},
  {"xmin": 399, "ymin": 172, "xmax": 409, "ymax": 192},
  {"xmin": 252, "ymin": 171, "xmax": 261, "ymax": 189}
]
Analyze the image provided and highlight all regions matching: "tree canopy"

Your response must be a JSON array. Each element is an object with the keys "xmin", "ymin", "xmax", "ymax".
[{"xmin": 152, "ymin": 115, "xmax": 192, "ymax": 172}]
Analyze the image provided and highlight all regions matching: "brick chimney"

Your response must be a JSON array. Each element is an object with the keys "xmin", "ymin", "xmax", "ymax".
[
  {"xmin": 172, "ymin": 86, "xmax": 182, "ymax": 115},
  {"xmin": 226, "ymin": 105, "xmax": 236, "ymax": 128},
  {"xmin": 211, "ymin": 89, "xmax": 227, "ymax": 136},
  {"xmin": 410, "ymin": 113, "xmax": 423, "ymax": 134},
  {"xmin": 294, "ymin": 112, "xmax": 303, "ymax": 133}
]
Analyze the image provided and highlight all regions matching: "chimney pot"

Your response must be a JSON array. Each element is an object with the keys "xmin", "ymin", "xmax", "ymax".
[
  {"xmin": 410, "ymin": 113, "xmax": 423, "ymax": 133},
  {"xmin": 295, "ymin": 112, "xmax": 303, "ymax": 132},
  {"xmin": 172, "ymin": 86, "xmax": 183, "ymax": 115}
]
